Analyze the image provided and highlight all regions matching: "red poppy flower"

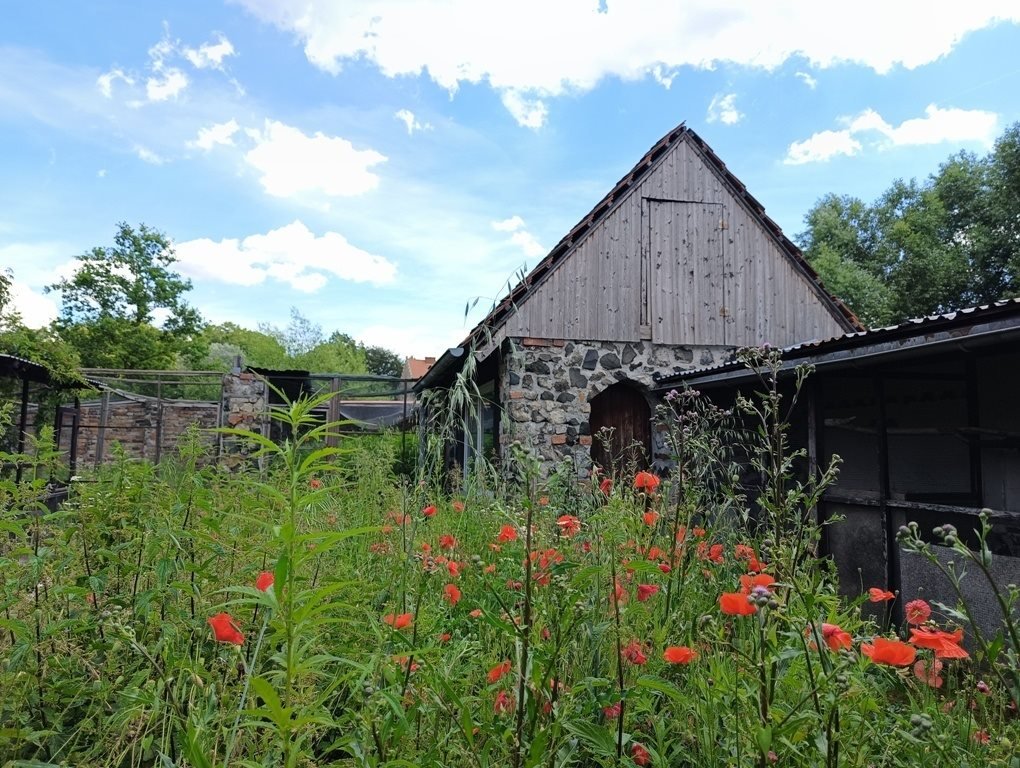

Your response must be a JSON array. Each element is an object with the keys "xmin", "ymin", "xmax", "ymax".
[
  {"xmin": 642, "ymin": 510, "xmax": 660, "ymax": 526},
  {"xmin": 613, "ymin": 581, "xmax": 628, "ymax": 605},
  {"xmin": 861, "ymin": 637, "xmax": 916, "ymax": 666},
  {"xmin": 447, "ymin": 561, "xmax": 461, "ymax": 578},
  {"xmin": 556, "ymin": 515, "xmax": 581, "ymax": 537},
  {"xmin": 488, "ymin": 660, "xmax": 512, "ymax": 684},
  {"xmin": 719, "ymin": 592, "xmax": 757, "ymax": 616},
  {"xmin": 309, "ymin": 477, "xmax": 322, "ymax": 490},
  {"xmin": 383, "ymin": 612, "xmax": 413, "ymax": 630},
  {"xmin": 739, "ymin": 573, "xmax": 775, "ymax": 595},
  {"xmin": 634, "ymin": 471, "xmax": 660, "ymax": 493},
  {"xmin": 451, "ymin": 500, "xmax": 465, "ymax": 512},
  {"xmin": 820, "ymin": 623, "xmax": 852, "ymax": 651},
  {"xmin": 498, "ymin": 524, "xmax": 518, "ymax": 543},
  {"xmin": 439, "ymin": 632, "xmax": 452, "ymax": 643},
  {"xmin": 913, "ymin": 658, "xmax": 944, "ymax": 688},
  {"xmin": 909, "ymin": 626, "xmax": 969, "ymax": 659},
  {"xmin": 493, "ymin": 690, "xmax": 513, "ymax": 714},
  {"xmin": 622, "ymin": 640, "xmax": 648, "ymax": 665},
  {"xmin": 439, "ymin": 534, "xmax": 457, "ymax": 550},
  {"xmin": 422, "ymin": 504, "xmax": 437, "ymax": 518},
  {"xmin": 868, "ymin": 587, "xmax": 895, "ymax": 602},
  {"xmin": 602, "ymin": 700, "xmax": 622, "ymax": 719},
  {"xmin": 538, "ymin": 496, "xmax": 550, "ymax": 506},
  {"xmin": 207, "ymin": 612, "xmax": 244, "ymax": 645},
  {"xmin": 469, "ymin": 608, "xmax": 483, "ymax": 618},
  {"xmin": 663, "ymin": 645, "xmax": 697, "ymax": 664},
  {"xmin": 631, "ymin": 742, "xmax": 651, "ymax": 766},
  {"xmin": 443, "ymin": 583, "xmax": 462, "ymax": 606},
  {"xmin": 636, "ymin": 583, "xmax": 659, "ymax": 602},
  {"xmin": 905, "ymin": 599, "xmax": 931, "ymax": 625},
  {"xmin": 973, "ymin": 729, "xmax": 990, "ymax": 745},
  {"xmin": 599, "ymin": 477, "xmax": 613, "ymax": 495},
  {"xmin": 658, "ymin": 562, "xmax": 672, "ymax": 574},
  {"xmin": 255, "ymin": 571, "xmax": 274, "ymax": 592}
]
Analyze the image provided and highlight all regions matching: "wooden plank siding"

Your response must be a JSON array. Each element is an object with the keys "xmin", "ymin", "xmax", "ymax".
[{"xmin": 496, "ymin": 137, "xmax": 848, "ymax": 349}]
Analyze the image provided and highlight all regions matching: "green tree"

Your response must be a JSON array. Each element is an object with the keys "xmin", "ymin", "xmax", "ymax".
[
  {"xmin": 363, "ymin": 345, "xmax": 403, "ymax": 378},
  {"xmin": 47, "ymin": 223, "xmax": 205, "ymax": 369}
]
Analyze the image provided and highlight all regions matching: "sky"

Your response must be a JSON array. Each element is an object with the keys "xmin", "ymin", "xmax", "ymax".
[{"xmin": 2, "ymin": 1, "xmax": 1019, "ymax": 360}]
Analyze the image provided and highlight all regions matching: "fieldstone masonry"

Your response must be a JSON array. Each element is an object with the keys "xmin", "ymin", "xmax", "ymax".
[
  {"xmin": 500, "ymin": 338, "xmax": 734, "ymax": 476},
  {"xmin": 219, "ymin": 372, "xmax": 268, "ymax": 466}
]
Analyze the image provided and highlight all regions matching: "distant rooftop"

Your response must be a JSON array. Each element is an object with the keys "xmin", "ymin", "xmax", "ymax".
[{"xmin": 402, "ymin": 356, "xmax": 436, "ymax": 380}]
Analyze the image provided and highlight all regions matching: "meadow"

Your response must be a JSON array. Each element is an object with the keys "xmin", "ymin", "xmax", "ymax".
[{"xmin": 1, "ymin": 364, "xmax": 1019, "ymax": 767}]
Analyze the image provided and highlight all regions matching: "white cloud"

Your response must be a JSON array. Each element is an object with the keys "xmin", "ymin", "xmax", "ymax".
[
  {"xmin": 174, "ymin": 220, "xmax": 397, "ymax": 292},
  {"xmin": 356, "ymin": 323, "xmax": 463, "ymax": 359},
  {"xmin": 785, "ymin": 130, "xmax": 861, "ymax": 165},
  {"xmin": 707, "ymin": 92, "xmax": 742, "ymax": 125},
  {"xmin": 500, "ymin": 90, "xmax": 548, "ymax": 128},
  {"xmin": 785, "ymin": 103, "xmax": 999, "ymax": 164},
  {"xmin": 97, "ymin": 169, "xmax": 107, "ymax": 178},
  {"xmin": 492, "ymin": 216, "xmax": 545, "ymax": 258},
  {"xmin": 233, "ymin": 0, "xmax": 1020, "ymax": 125},
  {"xmin": 96, "ymin": 68, "xmax": 135, "ymax": 98},
  {"xmin": 394, "ymin": 109, "xmax": 432, "ymax": 135},
  {"xmin": 182, "ymin": 34, "xmax": 236, "ymax": 70},
  {"xmin": 243, "ymin": 119, "xmax": 387, "ymax": 199},
  {"xmin": 795, "ymin": 71, "xmax": 817, "ymax": 89},
  {"xmin": 7, "ymin": 280, "xmax": 59, "ymax": 328},
  {"xmin": 188, "ymin": 118, "xmax": 240, "ymax": 150},
  {"xmin": 135, "ymin": 145, "xmax": 167, "ymax": 164},
  {"xmin": 146, "ymin": 68, "xmax": 188, "ymax": 101}
]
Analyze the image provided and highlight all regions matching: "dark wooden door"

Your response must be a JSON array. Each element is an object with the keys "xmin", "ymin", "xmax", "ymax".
[{"xmin": 589, "ymin": 382, "xmax": 651, "ymax": 472}]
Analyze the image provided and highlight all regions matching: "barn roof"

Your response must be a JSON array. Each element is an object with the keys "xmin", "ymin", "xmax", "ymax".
[
  {"xmin": 653, "ymin": 297, "xmax": 1020, "ymax": 389},
  {"xmin": 418, "ymin": 121, "xmax": 861, "ymax": 391}
]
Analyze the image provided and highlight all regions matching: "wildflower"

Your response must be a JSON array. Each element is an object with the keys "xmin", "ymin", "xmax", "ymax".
[
  {"xmin": 443, "ymin": 583, "xmax": 462, "ymax": 606},
  {"xmin": 599, "ymin": 477, "xmax": 613, "ymax": 495},
  {"xmin": 208, "ymin": 613, "xmax": 244, "ymax": 645},
  {"xmin": 452, "ymin": 500, "xmax": 465, "ymax": 512},
  {"xmin": 538, "ymin": 496, "xmax": 550, "ymax": 506},
  {"xmin": 905, "ymin": 599, "xmax": 932, "ymax": 626},
  {"xmin": 309, "ymin": 477, "xmax": 322, "ymax": 490},
  {"xmin": 613, "ymin": 581, "xmax": 628, "ymax": 605},
  {"xmin": 908, "ymin": 626, "xmax": 968, "ymax": 659},
  {"xmin": 636, "ymin": 583, "xmax": 659, "ymax": 602},
  {"xmin": 973, "ymin": 729, "xmax": 990, "ymax": 745},
  {"xmin": 622, "ymin": 640, "xmax": 648, "ymax": 665},
  {"xmin": 631, "ymin": 742, "xmax": 651, "ymax": 766},
  {"xmin": 602, "ymin": 700, "xmax": 622, "ymax": 719},
  {"xmin": 739, "ymin": 573, "xmax": 775, "ymax": 595},
  {"xmin": 255, "ymin": 571, "xmax": 274, "ymax": 592},
  {"xmin": 861, "ymin": 637, "xmax": 916, "ymax": 666},
  {"xmin": 663, "ymin": 645, "xmax": 697, "ymax": 664},
  {"xmin": 913, "ymin": 658, "xmax": 944, "ymax": 688},
  {"xmin": 820, "ymin": 623, "xmax": 852, "ymax": 651},
  {"xmin": 422, "ymin": 504, "xmax": 437, "ymax": 518},
  {"xmin": 977, "ymin": 680, "xmax": 990, "ymax": 694},
  {"xmin": 868, "ymin": 587, "xmax": 895, "ymax": 602},
  {"xmin": 383, "ymin": 612, "xmax": 413, "ymax": 630},
  {"xmin": 658, "ymin": 562, "xmax": 672, "ymax": 574},
  {"xmin": 469, "ymin": 608, "xmax": 483, "ymax": 618},
  {"xmin": 439, "ymin": 534, "xmax": 457, "ymax": 550},
  {"xmin": 719, "ymin": 592, "xmax": 757, "ymax": 616},
  {"xmin": 642, "ymin": 510, "xmax": 660, "ymax": 526},
  {"xmin": 421, "ymin": 542, "xmax": 432, "ymax": 553},
  {"xmin": 447, "ymin": 561, "xmax": 461, "ymax": 578},
  {"xmin": 634, "ymin": 471, "xmax": 660, "ymax": 493},
  {"xmin": 488, "ymin": 660, "xmax": 511, "ymax": 684},
  {"xmin": 439, "ymin": 632, "xmax": 452, "ymax": 643},
  {"xmin": 557, "ymin": 515, "xmax": 582, "ymax": 537},
  {"xmin": 483, "ymin": 564, "xmax": 496, "ymax": 574},
  {"xmin": 493, "ymin": 690, "xmax": 513, "ymax": 714},
  {"xmin": 498, "ymin": 524, "xmax": 518, "ymax": 543}
]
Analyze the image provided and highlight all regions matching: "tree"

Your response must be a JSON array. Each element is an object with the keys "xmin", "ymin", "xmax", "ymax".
[
  {"xmin": 798, "ymin": 122, "xmax": 1020, "ymax": 326},
  {"xmin": 47, "ymin": 223, "xmax": 204, "ymax": 369},
  {"xmin": 1, "ymin": 268, "xmax": 82, "ymax": 386},
  {"xmin": 364, "ymin": 345, "xmax": 403, "ymax": 378}
]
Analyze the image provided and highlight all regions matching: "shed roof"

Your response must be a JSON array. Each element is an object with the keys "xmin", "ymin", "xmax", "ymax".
[
  {"xmin": 653, "ymin": 298, "xmax": 1020, "ymax": 389},
  {"xmin": 418, "ymin": 121, "xmax": 861, "ymax": 391}
]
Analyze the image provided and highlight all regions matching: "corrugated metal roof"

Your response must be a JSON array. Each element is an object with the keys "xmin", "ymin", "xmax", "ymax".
[{"xmin": 654, "ymin": 298, "xmax": 1020, "ymax": 388}]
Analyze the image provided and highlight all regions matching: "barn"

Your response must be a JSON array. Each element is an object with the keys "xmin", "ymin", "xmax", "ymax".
[{"xmin": 416, "ymin": 122, "xmax": 861, "ymax": 479}]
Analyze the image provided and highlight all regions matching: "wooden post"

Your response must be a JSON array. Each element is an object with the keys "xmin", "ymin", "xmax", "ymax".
[
  {"xmin": 326, "ymin": 376, "xmax": 341, "ymax": 448},
  {"xmin": 70, "ymin": 396, "xmax": 80, "ymax": 475},
  {"xmin": 154, "ymin": 379, "xmax": 163, "ymax": 465},
  {"xmin": 965, "ymin": 355, "xmax": 983, "ymax": 504},
  {"xmin": 875, "ymin": 374, "xmax": 901, "ymax": 622},
  {"xmin": 95, "ymin": 390, "xmax": 110, "ymax": 468},
  {"xmin": 15, "ymin": 377, "xmax": 29, "ymax": 484}
]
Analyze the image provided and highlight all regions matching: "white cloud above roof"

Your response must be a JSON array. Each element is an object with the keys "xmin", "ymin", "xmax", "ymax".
[
  {"xmin": 707, "ymin": 93, "xmax": 742, "ymax": 125},
  {"xmin": 174, "ymin": 220, "xmax": 397, "ymax": 292},
  {"xmin": 492, "ymin": 216, "xmax": 545, "ymax": 258},
  {"xmin": 785, "ymin": 104, "xmax": 999, "ymax": 164},
  {"xmin": 233, "ymin": 0, "xmax": 1020, "ymax": 125},
  {"xmin": 243, "ymin": 119, "xmax": 387, "ymax": 199}
]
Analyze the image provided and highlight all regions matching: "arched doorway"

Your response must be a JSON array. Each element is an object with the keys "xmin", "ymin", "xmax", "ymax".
[{"xmin": 588, "ymin": 381, "xmax": 651, "ymax": 472}]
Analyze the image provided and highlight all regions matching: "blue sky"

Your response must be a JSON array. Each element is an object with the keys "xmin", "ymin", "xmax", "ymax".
[{"xmin": 2, "ymin": 1, "xmax": 1019, "ymax": 359}]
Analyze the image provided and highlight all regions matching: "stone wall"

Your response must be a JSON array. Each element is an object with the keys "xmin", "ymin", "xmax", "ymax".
[
  {"xmin": 62, "ymin": 397, "xmax": 219, "ymax": 467},
  {"xmin": 218, "ymin": 371, "xmax": 269, "ymax": 467},
  {"xmin": 500, "ymin": 337, "xmax": 734, "ymax": 476}
]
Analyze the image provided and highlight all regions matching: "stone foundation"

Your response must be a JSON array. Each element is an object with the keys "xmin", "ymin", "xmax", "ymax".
[{"xmin": 500, "ymin": 338, "xmax": 733, "ymax": 476}]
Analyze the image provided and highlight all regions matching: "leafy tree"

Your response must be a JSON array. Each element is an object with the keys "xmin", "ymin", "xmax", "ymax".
[
  {"xmin": 799, "ymin": 122, "xmax": 1020, "ymax": 326},
  {"xmin": 47, "ymin": 223, "xmax": 205, "ymax": 369},
  {"xmin": 364, "ymin": 345, "xmax": 403, "ymax": 378}
]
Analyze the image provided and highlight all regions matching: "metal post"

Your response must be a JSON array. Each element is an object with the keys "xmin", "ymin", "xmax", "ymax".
[
  {"xmin": 875, "ymin": 374, "xmax": 901, "ymax": 623},
  {"xmin": 15, "ymin": 377, "xmax": 29, "ymax": 484},
  {"xmin": 401, "ymin": 380, "xmax": 408, "ymax": 464},
  {"xmin": 95, "ymin": 389, "xmax": 110, "ymax": 467},
  {"xmin": 70, "ymin": 396, "xmax": 80, "ymax": 475},
  {"xmin": 154, "ymin": 379, "xmax": 163, "ymax": 465}
]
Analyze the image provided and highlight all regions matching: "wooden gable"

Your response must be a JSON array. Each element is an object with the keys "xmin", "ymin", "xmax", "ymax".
[{"xmin": 476, "ymin": 126, "xmax": 858, "ymax": 353}]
